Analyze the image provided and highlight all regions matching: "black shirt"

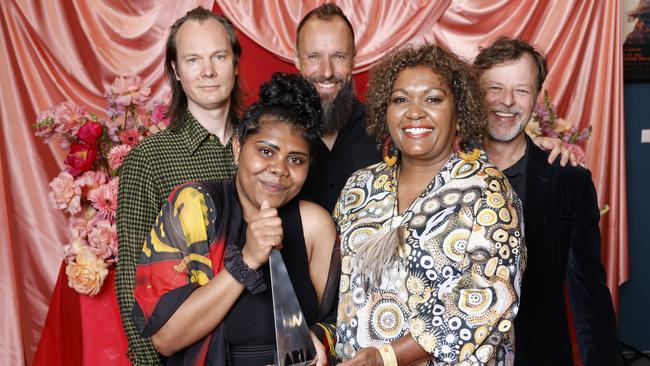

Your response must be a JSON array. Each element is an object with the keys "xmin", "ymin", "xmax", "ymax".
[
  {"xmin": 300, "ymin": 100, "xmax": 382, "ymax": 213},
  {"xmin": 503, "ymin": 138, "xmax": 529, "ymax": 205}
]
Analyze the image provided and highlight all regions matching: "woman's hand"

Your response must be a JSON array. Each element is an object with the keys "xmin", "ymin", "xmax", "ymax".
[
  {"xmin": 242, "ymin": 200, "xmax": 283, "ymax": 270},
  {"xmin": 338, "ymin": 347, "xmax": 382, "ymax": 366},
  {"xmin": 309, "ymin": 330, "xmax": 328, "ymax": 366}
]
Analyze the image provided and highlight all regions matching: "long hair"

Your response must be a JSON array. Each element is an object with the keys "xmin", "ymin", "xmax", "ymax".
[{"xmin": 164, "ymin": 7, "xmax": 243, "ymax": 129}]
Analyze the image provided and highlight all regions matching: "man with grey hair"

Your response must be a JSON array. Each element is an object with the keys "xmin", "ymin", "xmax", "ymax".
[{"xmin": 474, "ymin": 36, "xmax": 620, "ymax": 366}]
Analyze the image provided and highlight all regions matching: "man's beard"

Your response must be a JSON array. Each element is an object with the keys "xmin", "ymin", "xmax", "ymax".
[
  {"xmin": 319, "ymin": 79, "xmax": 355, "ymax": 134},
  {"xmin": 487, "ymin": 107, "xmax": 529, "ymax": 143}
]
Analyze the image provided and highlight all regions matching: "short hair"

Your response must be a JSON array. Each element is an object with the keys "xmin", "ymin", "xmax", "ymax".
[
  {"xmin": 366, "ymin": 44, "xmax": 486, "ymax": 153},
  {"xmin": 237, "ymin": 73, "xmax": 322, "ymax": 155},
  {"xmin": 164, "ymin": 7, "xmax": 243, "ymax": 129},
  {"xmin": 295, "ymin": 3, "xmax": 355, "ymax": 51},
  {"xmin": 473, "ymin": 37, "xmax": 548, "ymax": 94}
]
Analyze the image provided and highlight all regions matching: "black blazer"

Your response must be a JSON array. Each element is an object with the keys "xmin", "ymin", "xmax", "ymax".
[{"xmin": 514, "ymin": 141, "xmax": 620, "ymax": 366}]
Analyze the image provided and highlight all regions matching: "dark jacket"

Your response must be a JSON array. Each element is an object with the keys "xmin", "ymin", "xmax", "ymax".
[
  {"xmin": 299, "ymin": 100, "xmax": 381, "ymax": 213},
  {"xmin": 514, "ymin": 141, "xmax": 620, "ymax": 366}
]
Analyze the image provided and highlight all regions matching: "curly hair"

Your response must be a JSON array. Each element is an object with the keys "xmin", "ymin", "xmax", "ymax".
[
  {"xmin": 237, "ymin": 73, "xmax": 322, "ymax": 153},
  {"xmin": 366, "ymin": 44, "xmax": 486, "ymax": 152}
]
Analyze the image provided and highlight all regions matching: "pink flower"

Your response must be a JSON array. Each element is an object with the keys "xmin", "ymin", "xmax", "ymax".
[
  {"xmin": 148, "ymin": 103, "xmax": 170, "ymax": 134},
  {"xmin": 34, "ymin": 108, "xmax": 58, "ymax": 143},
  {"xmin": 104, "ymin": 118, "xmax": 122, "ymax": 142},
  {"xmin": 118, "ymin": 128, "xmax": 143, "ymax": 147},
  {"xmin": 151, "ymin": 103, "xmax": 170, "ymax": 125},
  {"xmin": 54, "ymin": 101, "xmax": 87, "ymax": 136},
  {"xmin": 49, "ymin": 172, "xmax": 82, "ymax": 215},
  {"xmin": 134, "ymin": 106, "xmax": 152, "ymax": 128},
  {"xmin": 566, "ymin": 143, "xmax": 587, "ymax": 164},
  {"xmin": 65, "ymin": 246, "xmax": 109, "ymax": 296},
  {"xmin": 62, "ymin": 236, "xmax": 87, "ymax": 262},
  {"xmin": 87, "ymin": 220, "xmax": 117, "ymax": 261},
  {"xmin": 68, "ymin": 207, "xmax": 96, "ymax": 239},
  {"xmin": 109, "ymin": 75, "xmax": 151, "ymax": 107},
  {"xmin": 75, "ymin": 171, "xmax": 108, "ymax": 196},
  {"xmin": 108, "ymin": 144, "xmax": 132, "ymax": 171},
  {"xmin": 88, "ymin": 179, "xmax": 118, "ymax": 222}
]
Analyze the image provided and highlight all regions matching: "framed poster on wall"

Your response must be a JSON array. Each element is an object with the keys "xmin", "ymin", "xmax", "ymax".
[{"xmin": 623, "ymin": 0, "xmax": 650, "ymax": 81}]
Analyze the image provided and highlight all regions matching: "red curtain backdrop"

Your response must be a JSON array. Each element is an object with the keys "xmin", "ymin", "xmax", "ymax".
[{"xmin": 0, "ymin": 1, "xmax": 626, "ymax": 364}]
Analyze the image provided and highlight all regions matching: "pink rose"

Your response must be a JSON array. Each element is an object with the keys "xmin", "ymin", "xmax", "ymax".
[
  {"xmin": 48, "ymin": 172, "xmax": 82, "ymax": 215},
  {"xmin": 77, "ymin": 121, "xmax": 104, "ymax": 145},
  {"xmin": 65, "ymin": 142, "xmax": 97, "ymax": 177},
  {"xmin": 87, "ymin": 220, "xmax": 117, "ymax": 261},
  {"xmin": 108, "ymin": 144, "xmax": 132, "ymax": 171},
  {"xmin": 54, "ymin": 101, "xmax": 87, "ymax": 136},
  {"xmin": 109, "ymin": 75, "xmax": 151, "ymax": 107},
  {"xmin": 88, "ymin": 179, "xmax": 118, "ymax": 222},
  {"xmin": 65, "ymin": 246, "xmax": 109, "ymax": 296}
]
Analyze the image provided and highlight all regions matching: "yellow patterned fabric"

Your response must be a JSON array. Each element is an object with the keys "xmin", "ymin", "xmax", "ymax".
[{"xmin": 334, "ymin": 151, "xmax": 526, "ymax": 366}]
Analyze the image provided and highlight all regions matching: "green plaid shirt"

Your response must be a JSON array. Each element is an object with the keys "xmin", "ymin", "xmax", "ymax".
[{"xmin": 116, "ymin": 110, "xmax": 235, "ymax": 365}]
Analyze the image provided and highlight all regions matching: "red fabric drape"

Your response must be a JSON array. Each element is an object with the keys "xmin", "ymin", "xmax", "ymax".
[
  {"xmin": 0, "ymin": 1, "xmax": 625, "ymax": 364},
  {"xmin": 0, "ymin": 1, "xmax": 213, "ymax": 365}
]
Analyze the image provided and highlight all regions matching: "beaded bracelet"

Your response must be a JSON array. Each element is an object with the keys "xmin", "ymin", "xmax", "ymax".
[
  {"xmin": 224, "ymin": 244, "xmax": 266, "ymax": 294},
  {"xmin": 375, "ymin": 344, "xmax": 398, "ymax": 366}
]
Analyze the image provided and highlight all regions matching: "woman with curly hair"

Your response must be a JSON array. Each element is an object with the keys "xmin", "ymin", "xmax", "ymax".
[
  {"xmin": 131, "ymin": 73, "xmax": 335, "ymax": 365},
  {"xmin": 334, "ymin": 45, "xmax": 526, "ymax": 365}
]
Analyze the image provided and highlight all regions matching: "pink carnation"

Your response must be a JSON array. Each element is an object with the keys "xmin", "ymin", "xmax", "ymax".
[
  {"xmin": 75, "ymin": 171, "xmax": 108, "ymax": 196},
  {"xmin": 54, "ymin": 101, "xmax": 87, "ymax": 136},
  {"xmin": 88, "ymin": 179, "xmax": 118, "ymax": 222},
  {"xmin": 68, "ymin": 205, "xmax": 97, "ymax": 238},
  {"xmin": 118, "ymin": 128, "xmax": 143, "ymax": 147},
  {"xmin": 87, "ymin": 220, "xmax": 117, "ymax": 261},
  {"xmin": 109, "ymin": 75, "xmax": 151, "ymax": 107},
  {"xmin": 48, "ymin": 172, "xmax": 82, "ymax": 215},
  {"xmin": 108, "ymin": 144, "xmax": 132, "ymax": 171}
]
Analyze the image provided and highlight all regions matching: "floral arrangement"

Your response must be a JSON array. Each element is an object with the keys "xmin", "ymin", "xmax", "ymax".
[
  {"xmin": 34, "ymin": 75, "xmax": 169, "ymax": 296},
  {"xmin": 526, "ymin": 90, "xmax": 592, "ymax": 164}
]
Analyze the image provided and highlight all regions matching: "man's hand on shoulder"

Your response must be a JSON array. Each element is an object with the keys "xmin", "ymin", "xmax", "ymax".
[{"xmin": 532, "ymin": 136, "xmax": 578, "ymax": 167}]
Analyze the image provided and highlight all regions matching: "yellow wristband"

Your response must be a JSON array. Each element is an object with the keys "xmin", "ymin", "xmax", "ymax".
[{"xmin": 375, "ymin": 344, "xmax": 398, "ymax": 366}]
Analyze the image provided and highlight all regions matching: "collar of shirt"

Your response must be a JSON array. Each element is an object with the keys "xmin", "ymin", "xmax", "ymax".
[
  {"xmin": 177, "ymin": 109, "xmax": 231, "ymax": 155},
  {"xmin": 503, "ymin": 137, "xmax": 529, "ymax": 179}
]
